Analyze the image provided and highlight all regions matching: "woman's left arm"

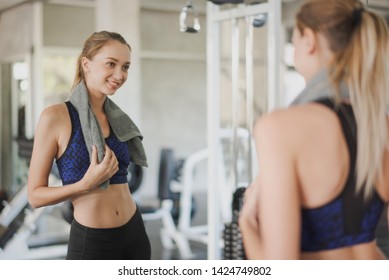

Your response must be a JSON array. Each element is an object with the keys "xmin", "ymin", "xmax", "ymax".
[{"xmin": 240, "ymin": 112, "xmax": 301, "ymax": 259}]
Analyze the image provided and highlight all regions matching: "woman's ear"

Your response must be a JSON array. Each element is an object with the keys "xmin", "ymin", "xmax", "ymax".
[
  {"xmin": 81, "ymin": 56, "xmax": 90, "ymax": 73},
  {"xmin": 303, "ymin": 27, "xmax": 317, "ymax": 54}
]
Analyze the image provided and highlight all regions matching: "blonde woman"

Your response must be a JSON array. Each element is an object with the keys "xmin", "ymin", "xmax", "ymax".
[
  {"xmin": 28, "ymin": 31, "xmax": 151, "ymax": 259},
  {"xmin": 240, "ymin": 0, "xmax": 389, "ymax": 259}
]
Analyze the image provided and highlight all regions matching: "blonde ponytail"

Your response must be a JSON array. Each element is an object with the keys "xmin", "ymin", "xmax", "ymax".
[
  {"xmin": 344, "ymin": 11, "xmax": 389, "ymax": 197},
  {"xmin": 297, "ymin": 0, "xmax": 389, "ymax": 198}
]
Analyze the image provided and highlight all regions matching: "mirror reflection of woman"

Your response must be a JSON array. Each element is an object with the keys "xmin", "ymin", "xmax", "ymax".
[{"xmin": 28, "ymin": 31, "xmax": 151, "ymax": 260}]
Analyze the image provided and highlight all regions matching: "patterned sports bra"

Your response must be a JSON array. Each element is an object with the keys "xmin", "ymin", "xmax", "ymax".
[
  {"xmin": 301, "ymin": 98, "xmax": 385, "ymax": 252},
  {"xmin": 55, "ymin": 101, "xmax": 130, "ymax": 186}
]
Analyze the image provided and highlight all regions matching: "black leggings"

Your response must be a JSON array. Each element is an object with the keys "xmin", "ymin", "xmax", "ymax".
[{"xmin": 66, "ymin": 208, "xmax": 151, "ymax": 260}]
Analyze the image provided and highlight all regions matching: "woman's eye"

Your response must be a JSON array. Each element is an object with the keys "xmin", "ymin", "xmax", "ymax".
[
  {"xmin": 107, "ymin": 62, "xmax": 115, "ymax": 67},
  {"xmin": 122, "ymin": 65, "xmax": 130, "ymax": 71}
]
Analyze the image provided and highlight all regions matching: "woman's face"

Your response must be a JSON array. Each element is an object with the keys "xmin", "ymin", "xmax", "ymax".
[{"xmin": 83, "ymin": 40, "xmax": 131, "ymax": 97}]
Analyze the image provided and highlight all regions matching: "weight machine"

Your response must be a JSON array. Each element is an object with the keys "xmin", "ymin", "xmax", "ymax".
[
  {"xmin": 160, "ymin": 0, "xmax": 282, "ymax": 260},
  {"xmin": 206, "ymin": 0, "xmax": 282, "ymax": 259},
  {"xmin": 168, "ymin": 127, "xmax": 256, "ymax": 259},
  {"xmin": 0, "ymin": 174, "xmax": 69, "ymax": 260}
]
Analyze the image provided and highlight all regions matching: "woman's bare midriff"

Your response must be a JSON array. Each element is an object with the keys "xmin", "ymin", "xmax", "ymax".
[
  {"xmin": 301, "ymin": 241, "xmax": 387, "ymax": 260},
  {"xmin": 71, "ymin": 183, "xmax": 137, "ymax": 228}
]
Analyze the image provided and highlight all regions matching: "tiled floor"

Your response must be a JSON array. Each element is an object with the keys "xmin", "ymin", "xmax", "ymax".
[
  {"xmin": 145, "ymin": 218, "xmax": 208, "ymax": 260},
  {"xmin": 142, "ymin": 192, "xmax": 209, "ymax": 260}
]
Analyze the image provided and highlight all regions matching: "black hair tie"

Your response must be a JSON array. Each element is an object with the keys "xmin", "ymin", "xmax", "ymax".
[{"xmin": 352, "ymin": 8, "xmax": 364, "ymax": 27}]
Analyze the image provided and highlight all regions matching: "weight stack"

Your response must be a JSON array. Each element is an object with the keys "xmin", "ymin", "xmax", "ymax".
[{"xmin": 223, "ymin": 187, "xmax": 246, "ymax": 260}]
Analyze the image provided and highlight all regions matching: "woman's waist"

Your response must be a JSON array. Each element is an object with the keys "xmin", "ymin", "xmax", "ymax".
[
  {"xmin": 72, "ymin": 184, "xmax": 137, "ymax": 228},
  {"xmin": 301, "ymin": 240, "xmax": 386, "ymax": 260}
]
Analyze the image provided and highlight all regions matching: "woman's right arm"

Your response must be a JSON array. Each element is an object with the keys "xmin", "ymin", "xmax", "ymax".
[
  {"xmin": 28, "ymin": 105, "xmax": 84, "ymax": 208},
  {"xmin": 28, "ymin": 105, "xmax": 119, "ymax": 208}
]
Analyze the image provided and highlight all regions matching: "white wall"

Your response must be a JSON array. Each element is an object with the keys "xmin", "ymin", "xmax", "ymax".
[
  {"xmin": 139, "ymin": 8, "xmax": 207, "ymax": 197},
  {"xmin": 43, "ymin": 4, "xmax": 95, "ymax": 48},
  {"xmin": 0, "ymin": 4, "xmax": 33, "ymax": 58}
]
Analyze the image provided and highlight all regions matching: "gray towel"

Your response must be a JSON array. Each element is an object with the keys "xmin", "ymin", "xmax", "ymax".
[
  {"xmin": 69, "ymin": 81, "xmax": 148, "ymax": 189},
  {"xmin": 290, "ymin": 68, "xmax": 349, "ymax": 106}
]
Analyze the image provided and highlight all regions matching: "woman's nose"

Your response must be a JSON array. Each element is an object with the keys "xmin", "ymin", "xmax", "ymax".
[{"xmin": 113, "ymin": 67, "xmax": 125, "ymax": 81}]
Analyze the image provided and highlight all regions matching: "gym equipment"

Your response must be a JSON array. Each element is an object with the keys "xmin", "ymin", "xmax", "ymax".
[
  {"xmin": 15, "ymin": 137, "xmax": 34, "ymax": 165},
  {"xmin": 157, "ymin": 148, "xmax": 178, "ymax": 200},
  {"xmin": 0, "ymin": 186, "xmax": 28, "ymax": 250},
  {"xmin": 179, "ymin": 0, "xmax": 201, "ymax": 33},
  {"xmin": 157, "ymin": 148, "xmax": 196, "ymax": 225},
  {"xmin": 0, "ymin": 136, "xmax": 71, "ymax": 259},
  {"xmin": 170, "ymin": 193, "xmax": 196, "ymax": 225},
  {"xmin": 207, "ymin": 0, "xmax": 265, "ymax": 5},
  {"xmin": 128, "ymin": 162, "xmax": 143, "ymax": 194},
  {"xmin": 137, "ymin": 148, "xmax": 196, "ymax": 259},
  {"xmin": 0, "ymin": 174, "xmax": 69, "ymax": 260},
  {"xmin": 208, "ymin": 0, "xmax": 243, "ymax": 4},
  {"xmin": 253, "ymin": 13, "xmax": 267, "ymax": 28},
  {"xmin": 223, "ymin": 187, "xmax": 246, "ymax": 260},
  {"xmin": 206, "ymin": 0, "xmax": 281, "ymax": 259},
  {"xmin": 157, "ymin": 129, "xmax": 254, "ymax": 259},
  {"xmin": 60, "ymin": 200, "xmax": 74, "ymax": 225},
  {"xmin": 0, "ymin": 191, "xmax": 9, "ymax": 213},
  {"xmin": 174, "ymin": 148, "xmax": 208, "ymax": 244}
]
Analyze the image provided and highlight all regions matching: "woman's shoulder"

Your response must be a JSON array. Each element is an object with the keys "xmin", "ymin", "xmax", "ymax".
[
  {"xmin": 256, "ymin": 102, "xmax": 339, "ymax": 130},
  {"xmin": 34, "ymin": 102, "xmax": 71, "ymax": 147},
  {"xmin": 254, "ymin": 103, "xmax": 341, "ymax": 148},
  {"xmin": 256, "ymin": 103, "xmax": 326, "ymax": 129},
  {"xmin": 38, "ymin": 102, "xmax": 69, "ymax": 126}
]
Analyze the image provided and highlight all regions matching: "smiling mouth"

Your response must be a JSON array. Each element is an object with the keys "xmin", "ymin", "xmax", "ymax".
[{"xmin": 106, "ymin": 80, "xmax": 121, "ymax": 90}]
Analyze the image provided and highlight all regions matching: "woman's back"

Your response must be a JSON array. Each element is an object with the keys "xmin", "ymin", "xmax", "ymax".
[{"xmin": 288, "ymin": 101, "xmax": 389, "ymax": 259}]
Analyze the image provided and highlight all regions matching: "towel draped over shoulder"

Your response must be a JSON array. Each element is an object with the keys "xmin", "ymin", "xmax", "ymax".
[{"xmin": 68, "ymin": 81, "xmax": 147, "ymax": 189}]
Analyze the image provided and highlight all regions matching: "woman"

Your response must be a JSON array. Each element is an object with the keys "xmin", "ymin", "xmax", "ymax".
[
  {"xmin": 28, "ymin": 31, "xmax": 151, "ymax": 260},
  {"xmin": 239, "ymin": 0, "xmax": 389, "ymax": 259}
]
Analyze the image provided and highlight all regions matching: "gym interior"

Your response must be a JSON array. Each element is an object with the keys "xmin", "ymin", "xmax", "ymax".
[{"xmin": 0, "ymin": 0, "xmax": 388, "ymax": 260}]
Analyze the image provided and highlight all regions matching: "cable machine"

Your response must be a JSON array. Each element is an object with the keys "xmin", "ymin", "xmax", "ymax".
[{"xmin": 206, "ymin": 0, "xmax": 282, "ymax": 260}]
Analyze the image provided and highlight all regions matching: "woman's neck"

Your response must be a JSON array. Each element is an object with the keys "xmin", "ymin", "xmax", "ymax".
[{"xmin": 87, "ymin": 91, "xmax": 106, "ymax": 114}]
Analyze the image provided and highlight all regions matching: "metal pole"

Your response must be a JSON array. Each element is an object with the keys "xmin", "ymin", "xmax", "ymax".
[
  {"xmin": 231, "ymin": 17, "xmax": 240, "ymax": 190},
  {"xmin": 206, "ymin": 1, "xmax": 222, "ymax": 260},
  {"xmin": 267, "ymin": 0, "xmax": 282, "ymax": 111},
  {"xmin": 245, "ymin": 15, "xmax": 254, "ymax": 182}
]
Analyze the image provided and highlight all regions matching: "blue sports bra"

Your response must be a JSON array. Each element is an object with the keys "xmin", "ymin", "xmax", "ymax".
[
  {"xmin": 56, "ymin": 101, "xmax": 130, "ymax": 186},
  {"xmin": 301, "ymin": 98, "xmax": 385, "ymax": 252}
]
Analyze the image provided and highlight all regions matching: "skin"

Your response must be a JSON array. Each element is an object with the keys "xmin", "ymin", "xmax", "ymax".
[
  {"xmin": 239, "ymin": 27, "xmax": 389, "ymax": 259},
  {"xmin": 28, "ymin": 40, "xmax": 137, "ymax": 228}
]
